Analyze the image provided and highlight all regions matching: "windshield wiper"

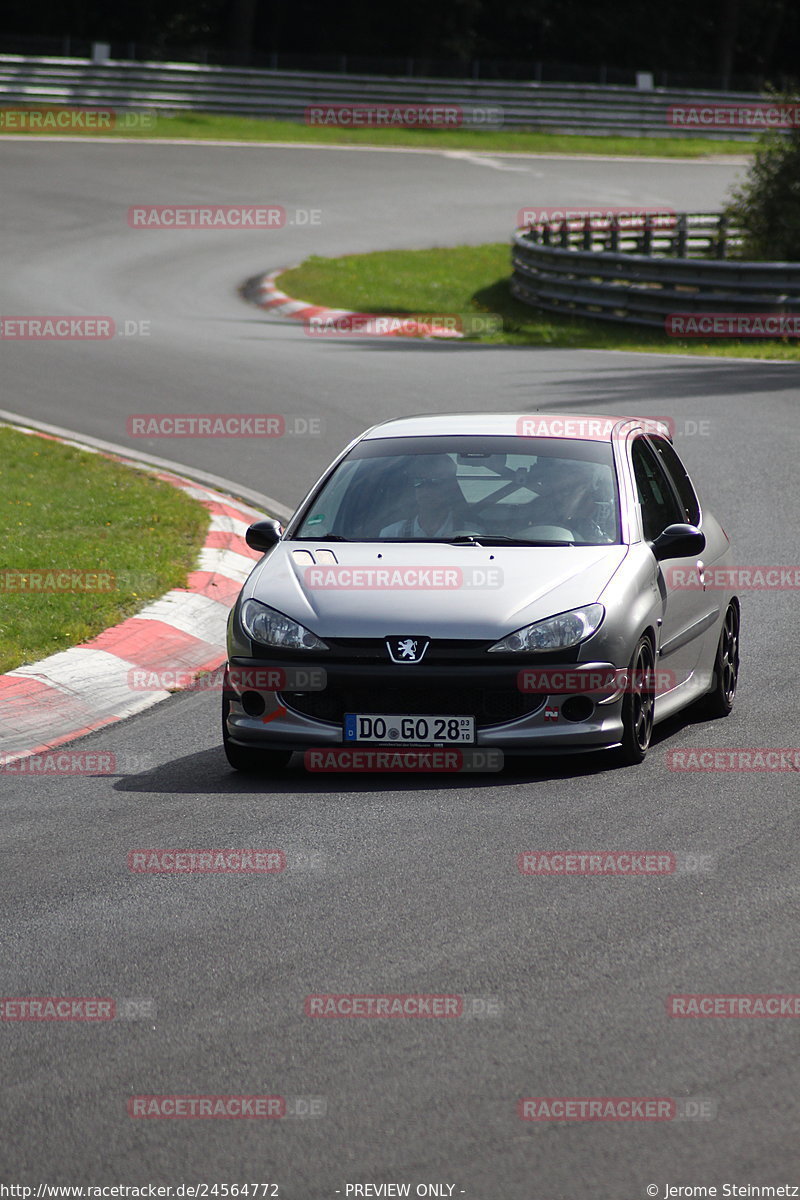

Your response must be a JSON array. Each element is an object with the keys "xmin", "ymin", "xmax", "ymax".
[
  {"xmin": 516, "ymin": 538, "xmax": 575, "ymax": 547},
  {"xmin": 447, "ymin": 534, "xmax": 575, "ymax": 547},
  {"xmin": 293, "ymin": 534, "xmax": 350, "ymax": 542}
]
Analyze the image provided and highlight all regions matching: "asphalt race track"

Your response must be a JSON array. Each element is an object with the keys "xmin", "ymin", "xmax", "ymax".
[{"xmin": 1, "ymin": 139, "xmax": 799, "ymax": 1197}]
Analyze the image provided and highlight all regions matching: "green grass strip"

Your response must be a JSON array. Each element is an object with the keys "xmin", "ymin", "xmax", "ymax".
[
  {"xmin": 278, "ymin": 245, "xmax": 800, "ymax": 360},
  {"xmin": 0, "ymin": 427, "xmax": 210, "ymax": 673},
  {"xmin": 0, "ymin": 107, "xmax": 750, "ymax": 157}
]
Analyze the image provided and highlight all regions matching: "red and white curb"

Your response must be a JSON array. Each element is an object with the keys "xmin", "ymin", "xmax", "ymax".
[
  {"xmin": 243, "ymin": 268, "xmax": 464, "ymax": 339},
  {"xmin": 0, "ymin": 426, "xmax": 267, "ymax": 765}
]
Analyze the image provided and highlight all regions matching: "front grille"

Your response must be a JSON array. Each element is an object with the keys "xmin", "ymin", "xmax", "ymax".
[
  {"xmin": 280, "ymin": 684, "xmax": 545, "ymax": 728},
  {"xmin": 252, "ymin": 638, "xmax": 581, "ymax": 666}
]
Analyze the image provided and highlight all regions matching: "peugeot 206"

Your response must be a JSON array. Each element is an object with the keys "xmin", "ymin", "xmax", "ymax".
[{"xmin": 222, "ymin": 413, "xmax": 739, "ymax": 771}]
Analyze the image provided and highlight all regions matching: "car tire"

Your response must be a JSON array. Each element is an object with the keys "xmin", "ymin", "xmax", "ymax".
[
  {"xmin": 617, "ymin": 635, "xmax": 655, "ymax": 766},
  {"xmin": 696, "ymin": 600, "xmax": 740, "ymax": 719},
  {"xmin": 222, "ymin": 695, "xmax": 292, "ymax": 773}
]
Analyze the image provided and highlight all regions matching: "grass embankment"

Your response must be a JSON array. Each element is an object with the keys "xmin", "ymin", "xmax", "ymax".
[
  {"xmin": 0, "ymin": 427, "xmax": 209, "ymax": 673},
  {"xmin": 0, "ymin": 106, "xmax": 750, "ymax": 157},
  {"xmin": 279, "ymin": 246, "xmax": 800, "ymax": 361}
]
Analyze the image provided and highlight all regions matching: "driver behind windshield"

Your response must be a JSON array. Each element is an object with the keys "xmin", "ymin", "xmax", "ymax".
[{"xmin": 380, "ymin": 454, "xmax": 476, "ymax": 538}]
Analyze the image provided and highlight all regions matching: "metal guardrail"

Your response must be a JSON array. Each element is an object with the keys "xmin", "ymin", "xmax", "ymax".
[
  {"xmin": 0, "ymin": 36, "xmax": 782, "ymax": 91},
  {"xmin": 0, "ymin": 55, "xmax": 770, "ymax": 138},
  {"xmin": 511, "ymin": 214, "xmax": 800, "ymax": 328}
]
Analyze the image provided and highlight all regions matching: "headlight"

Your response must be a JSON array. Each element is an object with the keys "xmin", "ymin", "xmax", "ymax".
[
  {"xmin": 487, "ymin": 604, "xmax": 604, "ymax": 653},
  {"xmin": 240, "ymin": 599, "xmax": 328, "ymax": 651}
]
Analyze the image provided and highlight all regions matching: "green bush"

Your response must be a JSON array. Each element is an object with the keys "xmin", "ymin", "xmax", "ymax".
[{"xmin": 725, "ymin": 93, "xmax": 800, "ymax": 261}]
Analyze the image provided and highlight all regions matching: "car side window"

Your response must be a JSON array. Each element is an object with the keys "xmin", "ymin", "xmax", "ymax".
[
  {"xmin": 649, "ymin": 436, "xmax": 701, "ymax": 526},
  {"xmin": 631, "ymin": 437, "xmax": 684, "ymax": 541}
]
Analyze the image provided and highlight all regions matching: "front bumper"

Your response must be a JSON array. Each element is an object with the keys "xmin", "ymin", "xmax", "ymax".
[{"xmin": 224, "ymin": 655, "xmax": 626, "ymax": 755}]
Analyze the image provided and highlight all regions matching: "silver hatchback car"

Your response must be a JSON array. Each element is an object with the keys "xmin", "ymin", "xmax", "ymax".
[{"xmin": 223, "ymin": 413, "xmax": 740, "ymax": 770}]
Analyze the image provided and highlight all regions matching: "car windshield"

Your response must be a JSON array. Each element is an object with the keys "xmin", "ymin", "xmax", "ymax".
[{"xmin": 292, "ymin": 435, "xmax": 621, "ymax": 545}]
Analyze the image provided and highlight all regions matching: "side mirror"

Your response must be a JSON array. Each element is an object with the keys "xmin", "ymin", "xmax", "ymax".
[
  {"xmin": 650, "ymin": 523, "xmax": 705, "ymax": 562},
  {"xmin": 245, "ymin": 518, "xmax": 283, "ymax": 553}
]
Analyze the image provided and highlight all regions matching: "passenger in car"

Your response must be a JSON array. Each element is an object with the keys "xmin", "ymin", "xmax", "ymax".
[{"xmin": 518, "ymin": 460, "xmax": 610, "ymax": 542}]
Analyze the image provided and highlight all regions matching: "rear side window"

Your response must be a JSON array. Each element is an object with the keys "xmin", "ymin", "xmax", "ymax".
[
  {"xmin": 631, "ymin": 437, "xmax": 683, "ymax": 541},
  {"xmin": 649, "ymin": 436, "xmax": 701, "ymax": 526}
]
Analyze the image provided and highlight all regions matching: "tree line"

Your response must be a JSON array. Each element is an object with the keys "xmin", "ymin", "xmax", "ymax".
[{"xmin": 2, "ymin": 0, "xmax": 799, "ymax": 88}]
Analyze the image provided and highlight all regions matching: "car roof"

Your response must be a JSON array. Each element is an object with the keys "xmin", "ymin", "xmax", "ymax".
[{"xmin": 359, "ymin": 412, "xmax": 671, "ymax": 442}]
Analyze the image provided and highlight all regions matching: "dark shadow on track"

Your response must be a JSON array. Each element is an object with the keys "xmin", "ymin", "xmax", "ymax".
[
  {"xmin": 111, "ymin": 701, "xmax": 720, "ymax": 796},
  {"xmin": 111, "ymin": 744, "xmax": 619, "ymax": 794}
]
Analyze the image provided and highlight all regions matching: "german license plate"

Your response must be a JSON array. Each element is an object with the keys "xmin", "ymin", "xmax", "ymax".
[{"xmin": 344, "ymin": 714, "xmax": 475, "ymax": 745}]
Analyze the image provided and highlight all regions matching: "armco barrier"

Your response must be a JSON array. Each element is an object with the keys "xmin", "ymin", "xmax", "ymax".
[
  {"xmin": 0, "ymin": 55, "xmax": 774, "ymax": 138},
  {"xmin": 511, "ymin": 213, "xmax": 800, "ymax": 328}
]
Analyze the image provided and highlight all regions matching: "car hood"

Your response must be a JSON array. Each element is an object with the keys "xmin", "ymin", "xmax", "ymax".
[{"xmin": 242, "ymin": 542, "xmax": 628, "ymax": 641}]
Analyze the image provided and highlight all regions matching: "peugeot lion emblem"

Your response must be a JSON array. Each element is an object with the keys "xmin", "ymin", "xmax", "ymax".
[{"xmin": 386, "ymin": 636, "xmax": 430, "ymax": 664}]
